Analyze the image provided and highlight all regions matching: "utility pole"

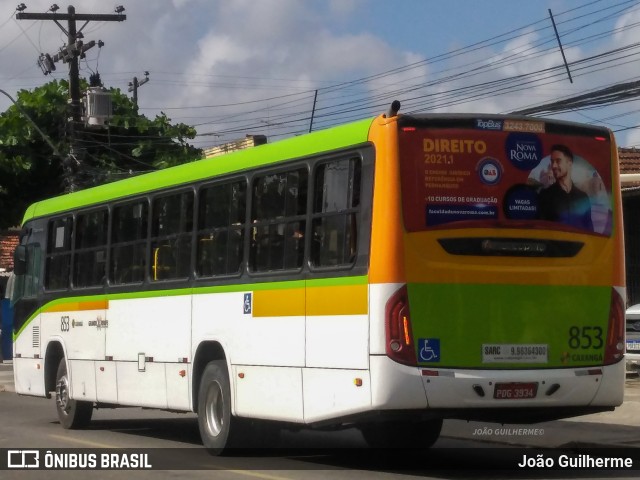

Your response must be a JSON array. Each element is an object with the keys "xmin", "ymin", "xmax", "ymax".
[
  {"xmin": 548, "ymin": 9, "xmax": 573, "ymax": 84},
  {"xmin": 16, "ymin": 4, "xmax": 126, "ymax": 191},
  {"xmin": 128, "ymin": 71, "xmax": 150, "ymax": 107},
  {"xmin": 309, "ymin": 89, "xmax": 318, "ymax": 133}
]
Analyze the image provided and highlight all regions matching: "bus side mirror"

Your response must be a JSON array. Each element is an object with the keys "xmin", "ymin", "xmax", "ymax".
[{"xmin": 14, "ymin": 245, "xmax": 26, "ymax": 275}]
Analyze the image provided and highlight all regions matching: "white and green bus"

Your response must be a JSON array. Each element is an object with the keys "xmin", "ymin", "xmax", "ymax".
[{"xmin": 11, "ymin": 106, "xmax": 626, "ymax": 453}]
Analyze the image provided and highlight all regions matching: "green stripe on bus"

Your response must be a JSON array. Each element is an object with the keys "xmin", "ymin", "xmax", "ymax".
[
  {"xmin": 307, "ymin": 275, "xmax": 368, "ymax": 287},
  {"xmin": 22, "ymin": 119, "xmax": 373, "ymax": 223},
  {"xmin": 13, "ymin": 275, "xmax": 369, "ymax": 339}
]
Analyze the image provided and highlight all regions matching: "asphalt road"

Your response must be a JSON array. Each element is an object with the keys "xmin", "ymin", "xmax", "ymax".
[
  {"xmin": 3, "ymin": 362, "xmax": 640, "ymax": 447},
  {"xmin": 1, "ymin": 361, "xmax": 640, "ymax": 479}
]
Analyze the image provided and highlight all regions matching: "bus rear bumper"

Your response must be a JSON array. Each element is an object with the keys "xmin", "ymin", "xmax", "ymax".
[
  {"xmin": 422, "ymin": 361, "xmax": 624, "ymax": 409},
  {"xmin": 370, "ymin": 355, "xmax": 624, "ymax": 411}
]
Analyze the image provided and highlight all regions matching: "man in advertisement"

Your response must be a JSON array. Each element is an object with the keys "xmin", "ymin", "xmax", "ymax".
[{"xmin": 538, "ymin": 144, "xmax": 593, "ymax": 231}]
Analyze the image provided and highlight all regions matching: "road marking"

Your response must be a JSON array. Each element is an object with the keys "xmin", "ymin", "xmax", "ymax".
[{"xmin": 227, "ymin": 470, "xmax": 294, "ymax": 480}]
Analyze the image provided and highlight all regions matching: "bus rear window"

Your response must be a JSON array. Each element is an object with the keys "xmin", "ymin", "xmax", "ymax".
[{"xmin": 399, "ymin": 121, "xmax": 613, "ymax": 236}]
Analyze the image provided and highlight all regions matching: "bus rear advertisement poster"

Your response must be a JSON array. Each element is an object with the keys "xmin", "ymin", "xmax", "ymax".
[{"xmin": 400, "ymin": 125, "xmax": 612, "ymax": 235}]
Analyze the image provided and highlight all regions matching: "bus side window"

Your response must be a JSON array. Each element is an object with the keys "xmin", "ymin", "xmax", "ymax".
[
  {"xmin": 12, "ymin": 243, "xmax": 42, "ymax": 303},
  {"xmin": 150, "ymin": 191, "xmax": 193, "ymax": 281},
  {"xmin": 249, "ymin": 169, "xmax": 307, "ymax": 272},
  {"xmin": 73, "ymin": 209, "xmax": 108, "ymax": 288},
  {"xmin": 110, "ymin": 201, "xmax": 148, "ymax": 285},
  {"xmin": 311, "ymin": 157, "xmax": 361, "ymax": 268},
  {"xmin": 196, "ymin": 180, "xmax": 246, "ymax": 277},
  {"xmin": 44, "ymin": 216, "xmax": 73, "ymax": 290}
]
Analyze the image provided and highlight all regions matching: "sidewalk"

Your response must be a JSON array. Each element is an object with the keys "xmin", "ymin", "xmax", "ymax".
[
  {"xmin": 0, "ymin": 360, "xmax": 15, "ymax": 392},
  {"xmin": 0, "ymin": 360, "xmax": 14, "ymax": 393}
]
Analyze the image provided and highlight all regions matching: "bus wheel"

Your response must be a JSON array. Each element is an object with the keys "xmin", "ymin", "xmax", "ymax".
[
  {"xmin": 359, "ymin": 418, "xmax": 443, "ymax": 449},
  {"xmin": 55, "ymin": 359, "xmax": 93, "ymax": 429},
  {"xmin": 197, "ymin": 360, "xmax": 238, "ymax": 454}
]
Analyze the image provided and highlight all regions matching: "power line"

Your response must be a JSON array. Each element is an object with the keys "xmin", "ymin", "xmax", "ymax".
[
  {"xmin": 16, "ymin": 4, "xmax": 127, "ymax": 192},
  {"xmin": 130, "ymin": 2, "xmax": 637, "ymax": 137},
  {"xmin": 511, "ymin": 79, "xmax": 640, "ymax": 116},
  {"xmin": 7, "ymin": 0, "xmax": 640, "ymax": 148}
]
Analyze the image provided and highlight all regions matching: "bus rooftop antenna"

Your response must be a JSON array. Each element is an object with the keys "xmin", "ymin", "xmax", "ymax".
[{"xmin": 386, "ymin": 100, "xmax": 401, "ymax": 118}]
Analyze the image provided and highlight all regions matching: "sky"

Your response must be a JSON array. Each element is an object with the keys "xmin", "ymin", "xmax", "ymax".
[{"xmin": 1, "ymin": 0, "xmax": 640, "ymax": 154}]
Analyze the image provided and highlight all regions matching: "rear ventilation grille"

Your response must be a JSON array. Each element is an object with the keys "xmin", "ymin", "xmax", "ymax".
[{"xmin": 32, "ymin": 326, "xmax": 40, "ymax": 348}]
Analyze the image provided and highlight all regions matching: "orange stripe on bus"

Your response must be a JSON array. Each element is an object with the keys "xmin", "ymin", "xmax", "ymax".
[
  {"xmin": 46, "ymin": 300, "xmax": 109, "ymax": 313},
  {"xmin": 368, "ymin": 115, "xmax": 406, "ymax": 284}
]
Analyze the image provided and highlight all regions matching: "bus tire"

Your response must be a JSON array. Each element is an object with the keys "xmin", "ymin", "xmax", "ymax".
[
  {"xmin": 197, "ymin": 360, "xmax": 239, "ymax": 454},
  {"xmin": 359, "ymin": 418, "xmax": 443, "ymax": 449},
  {"xmin": 55, "ymin": 359, "xmax": 93, "ymax": 429}
]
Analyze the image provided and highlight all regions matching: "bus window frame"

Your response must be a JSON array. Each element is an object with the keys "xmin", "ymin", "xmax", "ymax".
[
  {"xmin": 308, "ymin": 155, "xmax": 363, "ymax": 272},
  {"xmin": 149, "ymin": 186, "xmax": 196, "ymax": 283},
  {"xmin": 245, "ymin": 162, "xmax": 309, "ymax": 278},
  {"xmin": 71, "ymin": 206, "xmax": 109, "ymax": 290},
  {"xmin": 43, "ymin": 214, "xmax": 74, "ymax": 293},
  {"xmin": 108, "ymin": 196, "xmax": 150, "ymax": 288},
  {"xmin": 195, "ymin": 175, "xmax": 248, "ymax": 281}
]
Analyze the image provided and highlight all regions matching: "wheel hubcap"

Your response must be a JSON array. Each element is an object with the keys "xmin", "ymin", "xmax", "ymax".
[
  {"xmin": 204, "ymin": 381, "xmax": 224, "ymax": 437},
  {"xmin": 56, "ymin": 375, "xmax": 70, "ymax": 414}
]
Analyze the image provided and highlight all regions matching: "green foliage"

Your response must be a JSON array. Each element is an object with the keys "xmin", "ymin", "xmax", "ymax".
[{"xmin": 0, "ymin": 79, "xmax": 202, "ymax": 229}]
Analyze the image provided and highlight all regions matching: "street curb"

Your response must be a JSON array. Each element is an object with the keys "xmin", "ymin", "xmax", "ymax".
[{"xmin": 0, "ymin": 384, "xmax": 15, "ymax": 393}]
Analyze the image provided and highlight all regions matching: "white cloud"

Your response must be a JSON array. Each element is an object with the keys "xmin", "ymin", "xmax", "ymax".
[
  {"xmin": 172, "ymin": 0, "xmax": 191, "ymax": 9},
  {"xmin": 627, "ymin": 129, "xmax": 640, "ymax": 149},
  {"xmin": 159, "ymin": 1, "xmax": 427, "ymax": 138},
  {"xmin": 1, "ymin": 0, "xmax": 638, "ymax": 146},
  {"xmin": 328, "ymin": 0, "xmax": 364, "ymax": 17},
  {"xmin": 614, "ymin": 8, "xmax": 640, "ymax": 44}
]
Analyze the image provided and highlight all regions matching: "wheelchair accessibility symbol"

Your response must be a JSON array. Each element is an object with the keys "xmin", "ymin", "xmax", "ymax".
[
  {"xmin": 418, "ymin": 338, "xmax": 440, "ymax": 362},
  {"xmin": 243, "ymin": 293, "xmax": 252, "ymax": 315}
]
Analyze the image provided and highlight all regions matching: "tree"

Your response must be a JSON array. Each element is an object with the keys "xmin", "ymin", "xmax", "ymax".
[{"xmin": 0, "ymin": 79, "xmax": 202, "ymax": 229}]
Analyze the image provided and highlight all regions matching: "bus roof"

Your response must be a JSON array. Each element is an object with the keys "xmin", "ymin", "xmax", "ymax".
[{"xmin": 22, "ymin": 117, "xmax": 375, "ymax": 224}]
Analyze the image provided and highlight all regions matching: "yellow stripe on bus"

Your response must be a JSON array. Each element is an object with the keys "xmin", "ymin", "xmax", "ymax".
[
  {"xmin": 252, "ymin": 284, "xmax": 368, "ymax": 317},
  {"xmin": 306, "ymin": 284, "xmax": 368, "ymax": 316},
  {"xmin": 253, "ymin": 288, "xmax": 305, "ymax": 317},
  {"xmin": 46, "ymin": 300, "xmax": 109, "ymax": 313}
]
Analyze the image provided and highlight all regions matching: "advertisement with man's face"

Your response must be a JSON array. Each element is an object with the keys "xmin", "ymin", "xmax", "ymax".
[{"xmin": 399, "ymin": 119, "xmax": 613, "ymax": 236}]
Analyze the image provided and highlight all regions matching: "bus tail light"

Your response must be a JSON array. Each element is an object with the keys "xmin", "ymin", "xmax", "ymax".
[
  {"xmin": 604, "ymin": 288, "xmax": 625, "ymax": 365},
  {"xmin": 385, "ymin": 285, "xmax": 417, "ymax": 366}
]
